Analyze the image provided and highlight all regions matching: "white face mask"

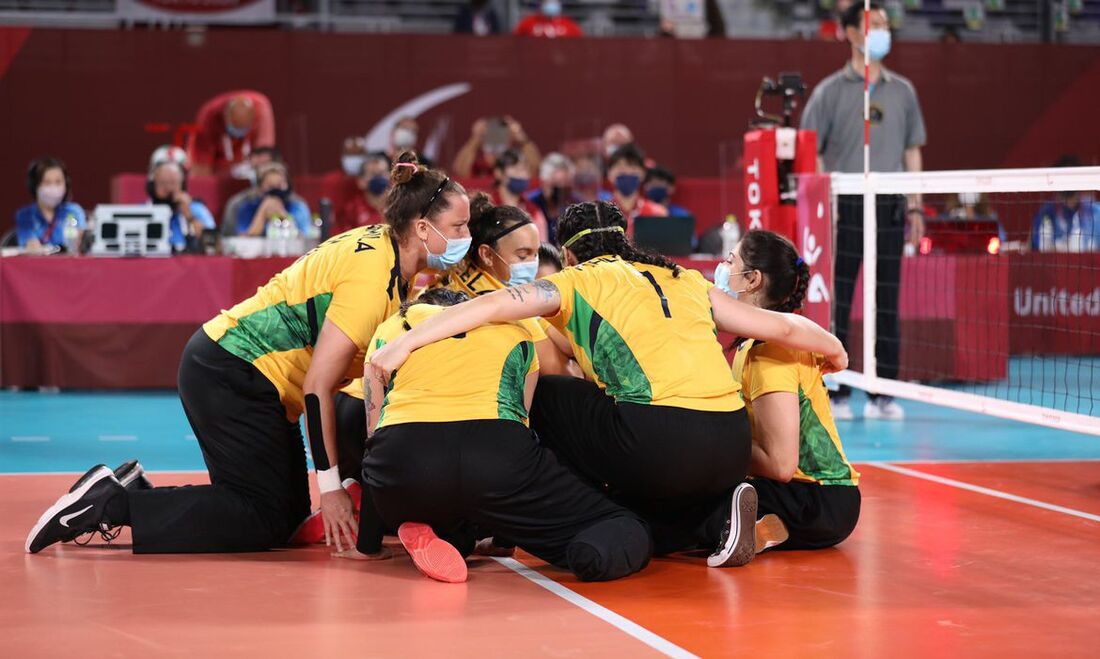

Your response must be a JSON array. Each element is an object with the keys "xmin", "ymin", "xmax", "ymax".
[
  {"xmin": 393, "ymin": 128, "xmax": 417, "ymax": 150},
  {"xmin": 37, "ymin": 184, "xmax": 65, "ymax": 208}
]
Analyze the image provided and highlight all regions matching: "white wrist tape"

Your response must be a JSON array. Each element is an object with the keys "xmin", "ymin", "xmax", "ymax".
[{"xmin": 316, "ymin": 466, "xmax": 342, "ymax": 493}]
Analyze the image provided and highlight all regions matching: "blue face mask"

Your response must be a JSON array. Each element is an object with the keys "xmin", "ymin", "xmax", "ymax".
[
  {"xmin": 614, "ymin": 173, "xmax": 642, "ymax": 197},
  {"xmin": 506, "ymin": 177, "xmax": 530, "ymax": 196},
  {"xmin": 714, "ymin": 262, "xmax": 751, "ymax": 299},
  {"xmin": 864, "ymin": 29, "xmax": 891, "ymax": 62},
  {"xmin": 367, "ymin": 175, "xmax": 389, "ymax": 196},
  {"xmin": 542, "ymin": 1, "xmax": 562, "ymax": 17},
  {"xmin": 506, "ymin": 258, "xmax": 539, "ymax": 287},
  {"xmin": 342, "ymin": 155, "xmax": 365, "ymax": 177},
  {"xmin": 225, "ymin": 123, "xmax": 250, "ymax": 139},
  {"xmin": 424, "ymin": 221, "xmax": 471, "ymax": 271},
  {"xmin": 646, "ymin": 185, "xmax": 669, "ymax": 204}
]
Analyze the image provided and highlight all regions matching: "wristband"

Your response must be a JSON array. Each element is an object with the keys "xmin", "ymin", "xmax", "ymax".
[{"xmin": 317, "ymin": 466, "xmax": 342, "ymax": 493}]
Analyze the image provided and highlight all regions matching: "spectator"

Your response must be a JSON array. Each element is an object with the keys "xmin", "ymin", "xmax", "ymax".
[
  {"xmin": 490, "ymin": 150, "xmax": 549, "ymax": 239},
  {"xmin": 340, "ymin": 136, "xmax": 369, "ymax": 177},
  {"xmin": 15, "ymin": 156, "xmax": 85, "ymax": 253},
  {"xmin": 385, "ymin": 117, "xmax": 433, "ymax": 167},
  {"xmin": 528, "ymin": 152, "xmax": 581, "ymax": 243},
  {"xmin": 572, "ymin": 153, "xmax": 602, "ymax": 201},
  {"xmin": 800, "ymin": 0, "xmax": 926, "ymax": 422},
  {"xmin": 602, "ymin": 123, "xmax": 634, "ymax": 160},
  {"xmin": 454, "ymin": 0, "xmax": 501, "ymax": 35},
  {"xmin": 221, "ymin": 146, "xmax": 284, "ymax": 235},
  {"xmin": 818, "ymin": 0, "xmax": 852, "ymax": 41},
  {"xmin": 147, "ymin": 160, "xmax": 215, "ymax": 253},
  {"xmin": 188, "ymin": 90, "xmax": 276, "ymax": 177},
  {"xmin": 149, "ymin": 145, "xmax": 190, "ymax": 173},
  {"xmin": 514, "ymin": 1, "xmax": 583, "ymax": 38},
  {"xmin": 944, "ymin": 192, "xmax": 996, "ymax": 221},
  {"xmin": 233, "ymin": 162, "xmax": 312, "ymax": 237},
  {"xmin": 643, "ymin": 165, "xmax": 691, "ymax": 217},
  {"xmin": 335, "ymin": 152, "xmax": 391, "ymax": 235},
  {"xmin": 452, "ymin": 116, "xmax": 542, "ymax": 178},
  {"xmin": 603, "ymin": 144, "xmax": 667, "ymax": 234},
  {"xmin": 1031, "ymin": 157, "xmax": 1098, "ymax": 252}
]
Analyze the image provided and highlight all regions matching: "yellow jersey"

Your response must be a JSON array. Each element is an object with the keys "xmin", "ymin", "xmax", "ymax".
[
  {"xmin": 543, "ymin": 256, "xmax": 742, "ymax": 412},
  {"xmin": 732, "ymin": 339, "xmax": 859, "ymax": 486},
  {"xmin": 203, "ymin": 224, "xmax": 409, "ymax": 419},
  {"xmin": 367, "ymin": 304, "xmax": 540, "ymax": 428}
]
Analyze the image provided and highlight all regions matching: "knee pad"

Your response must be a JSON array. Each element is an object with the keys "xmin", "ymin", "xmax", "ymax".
[{"xmin": 566, "ymin": 516, "xmax": 652, "ymax": 582}]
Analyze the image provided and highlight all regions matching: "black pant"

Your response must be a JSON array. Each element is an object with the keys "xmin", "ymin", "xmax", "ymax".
[
  {"xmin": 129, "ymin": 330, "xmax": 311, "ymax": 553},
  {"xmin": 334, "ymin": 391, "xmax": 369, "ymax": 483},
  {"xmin": 360, "ymin": 419, "xmax": 652, "ymax": 582},
  {"xmin": 834, "ymin": 194, "xmax": 905, "ymax": 398},
  {"xmin": 752, "ymin": 479, "xmax": 860, "ymax": 550},
  {"xmin": 530, "ymin": 376, "xmax": 752, "ymax": 555}
]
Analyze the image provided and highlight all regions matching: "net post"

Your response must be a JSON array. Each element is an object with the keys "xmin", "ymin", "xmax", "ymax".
[{"xmin": 862, "ymin": 178, "xmax": 877, "ymax": 389}]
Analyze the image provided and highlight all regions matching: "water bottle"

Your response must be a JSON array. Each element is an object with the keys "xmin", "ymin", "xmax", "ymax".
[
  {"xmin": 720, "ymin": 215, "xmax": 741, "ymax": 257},
  {"xmin": 63, "ymin": 215, "xmax": 81, "ymax": 255},
  {"xmin": 1040, "ymin": 217, "xmax": 1054, "ymax": 252}
]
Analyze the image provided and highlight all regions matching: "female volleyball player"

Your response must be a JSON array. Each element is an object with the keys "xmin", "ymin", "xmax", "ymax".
[
  {"xmin": 348, "ymin": 289, "xmax": 652, "ymax": 583},
  {"xmin": 368, "ymin": 201, "xmax": 847, "ymax": 568},
  {"xmin": 717, "ymin": 230, "xmax": 860, "ymax": 552},
  {"xmin": 26, "ymin": 152, "xmax": 471, "ymax": 555}
]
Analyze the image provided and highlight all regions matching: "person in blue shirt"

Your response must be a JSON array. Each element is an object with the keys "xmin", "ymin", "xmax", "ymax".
[
  {"xmin": 14, "ymin": 156, "xmax": 86, "ymax": 252},
  {"xmin": 147, "ymin": 160, "xmax": 215, "ymax": 252},
  {"xmin": 643, "ymin": 165, "xmax": 692, "ymax": 218},
  {"xmin": 235, "ymin": 162, "xmax": 311, "ymax": 236},
  {"xmin": 527, "ymin": 152, "xmax": 581, "ymax": 244},
  {"xmin": 1030, "ymin": 191, "xmax": 1099, "ymax": 252}
]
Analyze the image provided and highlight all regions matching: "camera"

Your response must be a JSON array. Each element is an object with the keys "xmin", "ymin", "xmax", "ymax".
[{"xmin": 754, "ymin": 72, "xmax": 807, "ymax": 128}]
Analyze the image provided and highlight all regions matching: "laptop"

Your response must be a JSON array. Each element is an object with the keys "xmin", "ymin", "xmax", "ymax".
[
  {"xmin": 920, "ymin": 219, "xmax": 1003, "ymax": 255},
  {"xmin": 634, "ymin": 215, "xmax": 696, "ymax": 257}
]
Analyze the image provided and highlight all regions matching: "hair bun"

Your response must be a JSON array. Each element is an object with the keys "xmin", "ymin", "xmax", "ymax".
[
  {"xmin": 390, "ymin": 150, "xmax": 422, "ymax": 186},
  {"xmin": 468, "ymin": 191, "xmax": 495, "ymax": 225}
]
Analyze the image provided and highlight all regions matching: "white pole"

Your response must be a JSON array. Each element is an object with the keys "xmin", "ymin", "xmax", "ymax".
[{"xmin": 862, "ymin": 0, "xmax": 877, "ymax": 389}]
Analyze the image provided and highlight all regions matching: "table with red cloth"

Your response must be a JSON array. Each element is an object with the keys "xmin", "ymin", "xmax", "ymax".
[{"xmin": 2, "ymin": 254, "xmax": 1096, "ymax": 389}]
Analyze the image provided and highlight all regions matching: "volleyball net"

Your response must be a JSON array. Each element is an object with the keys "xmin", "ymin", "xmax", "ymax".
[{"xmin": 826, "ymin": 166, "xmax": 1100, "ymax": 436}]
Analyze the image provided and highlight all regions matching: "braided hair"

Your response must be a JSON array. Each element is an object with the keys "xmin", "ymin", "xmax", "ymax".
[
  {"xmin": 738, "ymin": 230, "xmax": 810, "ymax": 313},
  {"xmin": 556, "ymin": 200, "xmax": 682, "ymax": 277}
]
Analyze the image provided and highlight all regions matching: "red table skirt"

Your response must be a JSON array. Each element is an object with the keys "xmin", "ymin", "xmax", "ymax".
[{"xmin": 1, "ymin": 254, "xmax": 1095, "ymax": 389}]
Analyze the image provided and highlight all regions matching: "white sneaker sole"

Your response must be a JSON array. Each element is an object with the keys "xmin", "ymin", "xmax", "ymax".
[
  {"xmin": 26, "ymin": 466, "xmax": 113, "ymax": 554},
  {"xmin": 707, "ymin": 483, "xmax": 758, "ymax": 568}
]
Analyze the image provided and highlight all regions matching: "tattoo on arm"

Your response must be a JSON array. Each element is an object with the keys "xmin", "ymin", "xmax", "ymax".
[
  {"xmin": 363, "ymin": 385, "xmax": 376, "ymax": 439},
  {"xmin": 532, "ymin": 279, "xmax": 560, "ymax": 303},
  {"xmin": 506, "ymin": 286, "xmax": 527, "ymax": 303}
]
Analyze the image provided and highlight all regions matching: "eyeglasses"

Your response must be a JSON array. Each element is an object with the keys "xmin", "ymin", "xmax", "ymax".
[{"xmin": 419, "ymin": 177, "xmax": 450, "ymax": 218}]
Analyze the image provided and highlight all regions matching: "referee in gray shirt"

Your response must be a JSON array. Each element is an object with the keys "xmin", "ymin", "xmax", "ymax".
[{"xmin": 801, "ymin": 1, "xmax": 926, "ymax": 422}]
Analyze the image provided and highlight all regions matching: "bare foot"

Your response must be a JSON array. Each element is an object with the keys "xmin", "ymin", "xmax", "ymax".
[{"xmin": 334, "ymin": 547, "xmax": 393, "ymax": 561}]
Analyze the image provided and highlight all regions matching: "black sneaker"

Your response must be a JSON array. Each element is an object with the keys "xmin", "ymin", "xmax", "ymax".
[
  {"xmin": 66, "ymin": 460, "xmax": 152, "ymax": 494},
  {"xmin": 26, "ymin": 465, "xmax": 126, "ymax": 554},
  {"xmin": 707, "ymin": 483, "xmax": 758, "ymax": 568},
  {"xmin": 112, "ymin": 460, "xmax": 154, "ymax": 491}
]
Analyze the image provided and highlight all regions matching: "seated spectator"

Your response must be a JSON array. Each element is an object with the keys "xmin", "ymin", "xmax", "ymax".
[
  {"xmin": 514, "ymin": 1, "xmax": 583, "ymax": 38},
  {"xmin": 15, "ymin": 156, "xmax": 86, "ymax": 253},
  {"xmin": 490, "ymin": 150, "xmax": 549, "ymax": 239},
  {"xmin": 147, "ymin": 160, "xmax": 215, "ymax": 253},
  {"xmin": 233, "ymin": 162, "xmax": 312, "ymax": 237},
  {"xmin": 944, "ymin": 192, "xmax": 997, "ymax": 221},
  {"xmin": 453, "ymin": 116, "xmax": 541, "ymax": 178},
  {"xmin": 603, "ymin": 144, "xmax": 667, "ymax": 234},
  {"xmin": 188, "ymin": 90, "xmax": 276, "ymax": 177},
  {"xmin": 454, "ymin": 0, "xmax": 501, "ymax": 35},
  {"xmin": 385, "ymin": 117, "xmax": 433, "ymax": 167},
  {"xmin": 221, "ymin": 146, "xmax": 284, "ymax": 235},
  {"xmin": 572, "ymin": 152, "xmax": 603, "ymax": 201},
  {"xmin": 643, "ymin": 165, "xmax": 691, "ymax": 217},
  {"xmin": 341, "ymin": 136, "xmax": 369, "ymax": 177},
  {"xmin": 336, "ymin": 152, "xmax": 391, "ymax": 235},
  {"xmin": 602, "ymin": 123, "xmax": 634, "ymax": 160},
  {"xmin": 818, "ymin": 0, "xmax": 851, "ymax": 41},
  {"xmin": 528, "ymin": 152, "xmax": 581, "ymax": 243},
  {"xmin": 1031, "ymin": 190, "xmax": 1099, "ymax": 252},
  {"xmin": 148, "ymin": 144, "xmax": 190, "ymax": 173}
]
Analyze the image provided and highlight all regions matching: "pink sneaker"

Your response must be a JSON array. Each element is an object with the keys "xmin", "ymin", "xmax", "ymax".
[{"xmin": 398, "ymin": 522, "xmax": 468, "ymax": 583}]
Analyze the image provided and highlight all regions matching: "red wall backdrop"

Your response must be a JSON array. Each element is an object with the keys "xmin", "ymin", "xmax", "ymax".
[{"xmin": 1, "ymin": 27, "xmax": 1099, "ymax": 234}]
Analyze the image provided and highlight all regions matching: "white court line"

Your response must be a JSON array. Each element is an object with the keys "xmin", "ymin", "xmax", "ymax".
[
  {"xmin": 97, "ymin": 435, "xmax": 138, "ymax": 442},
  {"xmin": 492, "ymin": 557, "xmax": 698, "ymax": 659},
  {"xmin": 867, "ymin": 462, "xmax": 1100, "ymax": 524},
  {"xmin": 10, "ymin": 436, "xmax": 50, "ymax": 443}
]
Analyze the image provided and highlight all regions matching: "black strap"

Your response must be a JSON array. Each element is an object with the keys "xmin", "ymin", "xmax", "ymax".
[{"xmin": 484, "ymin": 218, "xmax": 532, "ymax": 245}]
